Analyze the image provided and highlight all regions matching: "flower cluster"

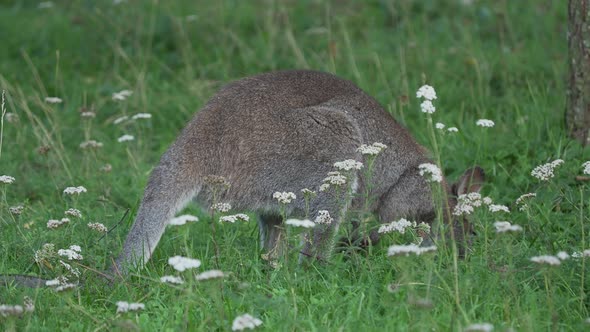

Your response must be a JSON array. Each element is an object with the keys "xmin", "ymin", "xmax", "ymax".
[
  {"xmin": 583, "ymin": 161, "xmax": 590, "ymax": 175},
  {"xmin": 57, "ymin": 245, "xmax": 83, "ymax": 260},
  {"xmin": 378, "ymin": 218, "xmax": 415, "ymax": 234},
  {"xmin": 65, "ymin": 208, "xmax": 82, "ymax": 218},
  {"xmin": 357, "ymin": 142, "xmax": 387, "ymax": 156},
  {"xmin": 387, "ymin": 244, "xmax": 437, "ymax": 257},
  {"xmin": 488, "ymin": 204, "xmax": 510, "ymax": 213},
  {"xmin": 530, "ymin": 255, "xmax": 562, "ymax": 266},
  {"xmin": 272, "ymin": 192, "xmax": 296, "ymax": 204},
  {"xmin": 9, "ymin": 205, "xmax": 24, "ymax": 215},
  {"xmin": 212, "ymin": 202, "xmax": 232, "ymax": 212},
  {"xmin": 169, "ymin": 214, "xmax": 199, "ymax": 226},
  {"xmin": 531, "ymin": 159, "xmax": 564, "ymax": 181},
  {"xmin": 416, "ymin": 85, "xmax": 437, "ymax": 114},
  {"xmin": 117, "ymin": 134, "xmax": 134, "ymax": 143},
  {"xmin": 314, "ymin": 210, "xmax": 333, "ymax": 225},
  {"xmin": 132, "ymin": 113, "xmax": 152, "ymax": 120},
  {"xmin": 88, "ymin": 222, "xmax": 108, "ymax": 233},
  {"xmin": 476, "ymin": 119, "xmax": 495, "ymax": 128},
  {"xmin": 44, "ymin": 97, "xmax": 62, "ymax": 104},
  {"xmin": 195, "ymin": 270, "xmax": 225, "ymax": 281},
  {"xmin": 333, "ymin": 159, "xmax": 363, "ymax": 171},
  {"xmin": 79, "ymin": 140, "xmax": 103, "ymax": 149},
  {"xmin": 34, "ymin": 243, "xmax": 56, "ymax": 263},
  {"xmin": 453, "ymin": 193, "xmax": 492, "ymax": 216},
  {"xmin": 63, "ymin": 186, "xmax": 87, "ymax": 195},
  {"xmin": 0, "ymin": 175, "xmax": 15, "ymax": 184},
  {"xmin": 232, "ymin": 314, "xmax": 263, "ymax": 331},
  {"xmin": 168, "ymin": 256, "xmax": 201, "ymax": 272},
  {"xmin": 47, "ymin": 218, "xmax": 70, "ymax": 229},
  {"xmin": 319, "ymin": 171, "xmax": 347, "ymax": 192},
  {"xmin": 515, "ymin": 193, "xmax": 536, "ymax": 211},
  {"xmin": 285, "ymin": 218, "xmax": 316, "ymax": 228},
  {"xmin": 493, "ymin": 221, "xmax": 522, "ymax": 233},
  {"xmin": 418, "ymin": 163, "xmax": 442, "ymax": 183},
  {"xmin": 220, "ymin": 214, "xmax": 250, "ymax": 223},
  {"xmin": 112, "ymin": 90, "xmax": 133, "ymax": 101},
  {"xmin": 116, "ymin": 301, "xmax": 145, "ymax": 313},
  {"xmin": 160, "ymin": 275, "xmax": 184, "ymax": 284}
]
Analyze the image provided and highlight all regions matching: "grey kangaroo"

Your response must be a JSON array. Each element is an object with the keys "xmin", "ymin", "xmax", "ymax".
[
  {"xmin": 112, "ymin": 69, "xmax": 484, "ymax": 275},
  {"xmin": 1, "ymin": 70, "xmax": 483, "ymax": 287}
]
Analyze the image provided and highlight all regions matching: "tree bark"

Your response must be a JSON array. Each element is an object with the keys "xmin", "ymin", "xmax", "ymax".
[{"xmin": 567, "ymin": 0, "xmax": 590, "ymax": 145}]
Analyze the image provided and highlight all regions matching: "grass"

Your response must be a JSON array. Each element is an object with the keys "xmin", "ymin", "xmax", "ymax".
[{"xmin": 0, "ymin": 0, "xmax": 588, "ymax": 330}]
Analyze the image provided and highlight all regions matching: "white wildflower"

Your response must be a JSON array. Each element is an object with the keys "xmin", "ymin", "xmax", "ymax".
[
  {"xmin": 160, "ymin": 275, "xmax": 184, "ymax": 284},
  {"xmin": 219, "ymin": 214, "xmax": 250, "ymax": 223},
  {"xmin": 195, "ymin": 270, "xmax": 225, "ymax": 281},
  {"xmin": 87, "ymin": 222, "xmax": 108, "ymax": 233},
  {"xmin": 416, "ymin": 85, "xmax": 437, "ymax": 100},
  {"xmin": 117, "ymin": 134, "xmax": 134, "ymax": 143},
  {"xmin": 333, "ymin": 159, "xmax": 363, "ymax": 171},
  {"xmin": 116, "ymin": 301, "xmax": 145, "ymax": 313},
  {"xmin": 420, "ymin": 100, "xmax": 436, "ymax": 114},
  {"xmin": 112, "ymin": 90, "xmax": 133, "ymax": 101},
  {"xmin": 58, "ymin": 245, "xmax": 83, "ymax": 260},
  {"xmin": 453, "ymin": 193, "xmax": 483, "ymax": 216},
  {"xmin": 34, "ymin": 243, "xmax": 56, "ymax": 263},
  {"xmin": 131, "ymin": 113, "xmax": 152, "ymax": 120},
  {"xmin": 314, "ymin": 210, "xmax": 333, "ymax": 225},
  {"xmin": 212, "ymin": 202, "xmax": 232, "ymax": 212},
  {"xmin": 301, "ymin": 188, "xmax": 316, "ymax": 196},
  {"xmin": 435, "ymin": 122, "xmax": 445, "ymax": 130},
  {"xmin": 113, "ymin": 115, "xmax": 129, "ymax": 124},
  {"xmin": 168, "ymin": 256, "xmax": 201, "ymax": 272},
  {"xmin": 0, "ymin": 305, "xmax": 24, "ymax": 317},
  {"xmin": 464, "ymin": 323, "xmax": 494, "ymax": 332},
  {"xmin": 232, "ymin": 314, "xmax": 263, "ymax": 331},
  {"xmin": 60, "ymin": 260, "xmax": 81, "ymax": 277},
  {"xmin": 47, "ymin": 218, "xmax": 70, "ymax": 229},
  {"xmin": 378, "ymin": 218, "xmax": 416, "ymax": 234},
  {"xmin": 447, "ymin": 127, "xmax": 459, "ymax": 133},
  {"xmin": 55, "ymin": 283, "xmax": 77, "ymax": 292},
  {"xmin": 387, "ymin": 244, "xmax": 437, "ymax": 256},
  {"xmin": 80, "ymin": 111, "xmax": 96, "ymax": 118},
  {"xmin": 493, "ymin": 221, "xmax": 522, "ymax": 233},
  {"xmin": 5, "ymin": 113, "xmax": 18, "ymax": 123},
  {"xmin": 273, "ymin": 191, "xmax": 296, "ymax": 204},
  {"xmin": 572, "ymin": 249, "xmax": 590, "ymax": 258},
  {"xmin": 44, "ymin": 96, "xmax": 62, "ymax": 103},
  {"xmin": 488, "ymin": 204, "xmax": 510, "ymax": 213},
  {"xmin": 357, "ymin": 142, "xmax": 387, "ymax": 156},
  {"xmin": 531, "ymin": 159, "xmax": 564, "ymax": 181},
  {"xmin": 65, "ymin": 208, "xmax": 82, "ymax": 218},
  {"xmin": 79, "ymin": 140, "xmax": 103, "ymax": 149},
  {"xmin": 63, "ymin": 186, "xmax": 87, "ymax": 195},
  {"xmin": 9, "ymin": 205, "xmax": 24, "ymax": 215},
  {"xmin": 169, "ymin": 214, "xmax": 199, "ymax": 226},
  {"xmin": 418, "ymin": 163, "xmax": 442, "ymax": 183},
  {"xmin": 530, "ymin": 255, "xmax": 561, "ymax": 266},
  {"xmin": 583, "ymin": 161, "xmax": 590, "ymax": 175},
  {"xmin": 0, "ymin": 175, "xmax": 15, "ymax": 184},
  {"xmin": 285, "ymin": 218, "xmax": 316, "ymax": 228},
  {"xmin": 23, "ymin": 297, "xmax": 34, "ymax": 313},
  {"xmin": 476, "ymin": 119, "xmax": 495, "ymax": 128},
  {"xmin": 556, "ymin": 251, "xmax": 570, "ymax": 260}
]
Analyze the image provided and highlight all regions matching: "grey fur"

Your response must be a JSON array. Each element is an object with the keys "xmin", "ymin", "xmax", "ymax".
[{"xmin": 111, "ymin": 70, "xmax": 485, "ymax": 276}]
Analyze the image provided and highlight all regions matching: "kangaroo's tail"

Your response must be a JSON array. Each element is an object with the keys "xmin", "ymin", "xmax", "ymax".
[{"xmin": 111, "ymin": 152, "xmax": 200, "ymax": 277}]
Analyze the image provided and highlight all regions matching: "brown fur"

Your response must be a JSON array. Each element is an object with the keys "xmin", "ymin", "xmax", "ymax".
[{"xmin": 109, "ymin": 70, "xmax": 484, "ymax": 275}]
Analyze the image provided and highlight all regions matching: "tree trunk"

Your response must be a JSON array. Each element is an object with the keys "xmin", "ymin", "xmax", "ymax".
[{"xmin": 566, "ymin": 0, "xmax": 590, "ymax": 145}]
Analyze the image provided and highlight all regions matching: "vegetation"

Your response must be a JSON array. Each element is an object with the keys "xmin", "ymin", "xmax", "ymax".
[{"xmin": 0, "ymin": 0, "xmax": 587, "ymax": 331}]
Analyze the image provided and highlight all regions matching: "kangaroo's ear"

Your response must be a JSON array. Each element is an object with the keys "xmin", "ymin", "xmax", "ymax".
[{"xmin": 452, "ymin": 166, "xmax": 485, "ymax": 196}]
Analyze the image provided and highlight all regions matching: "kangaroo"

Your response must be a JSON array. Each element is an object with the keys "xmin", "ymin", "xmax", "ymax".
[
  {"xmin": 1, "ymin": 70, "xmax": 483, "ymax": 287},
  {"xmin": 111, "ymin": 69, "xmax": 484, "ymax": 276}
]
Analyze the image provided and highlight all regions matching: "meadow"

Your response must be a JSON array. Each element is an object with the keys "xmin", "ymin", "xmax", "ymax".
[{"xmin": 1, "ymin": 0, "xmax": 588, "ymax": 331}]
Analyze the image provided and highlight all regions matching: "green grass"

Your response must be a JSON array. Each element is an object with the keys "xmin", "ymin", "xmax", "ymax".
[{"xmin": 1, "ymin": 0, "xmax": 588, "ymax": 330}]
